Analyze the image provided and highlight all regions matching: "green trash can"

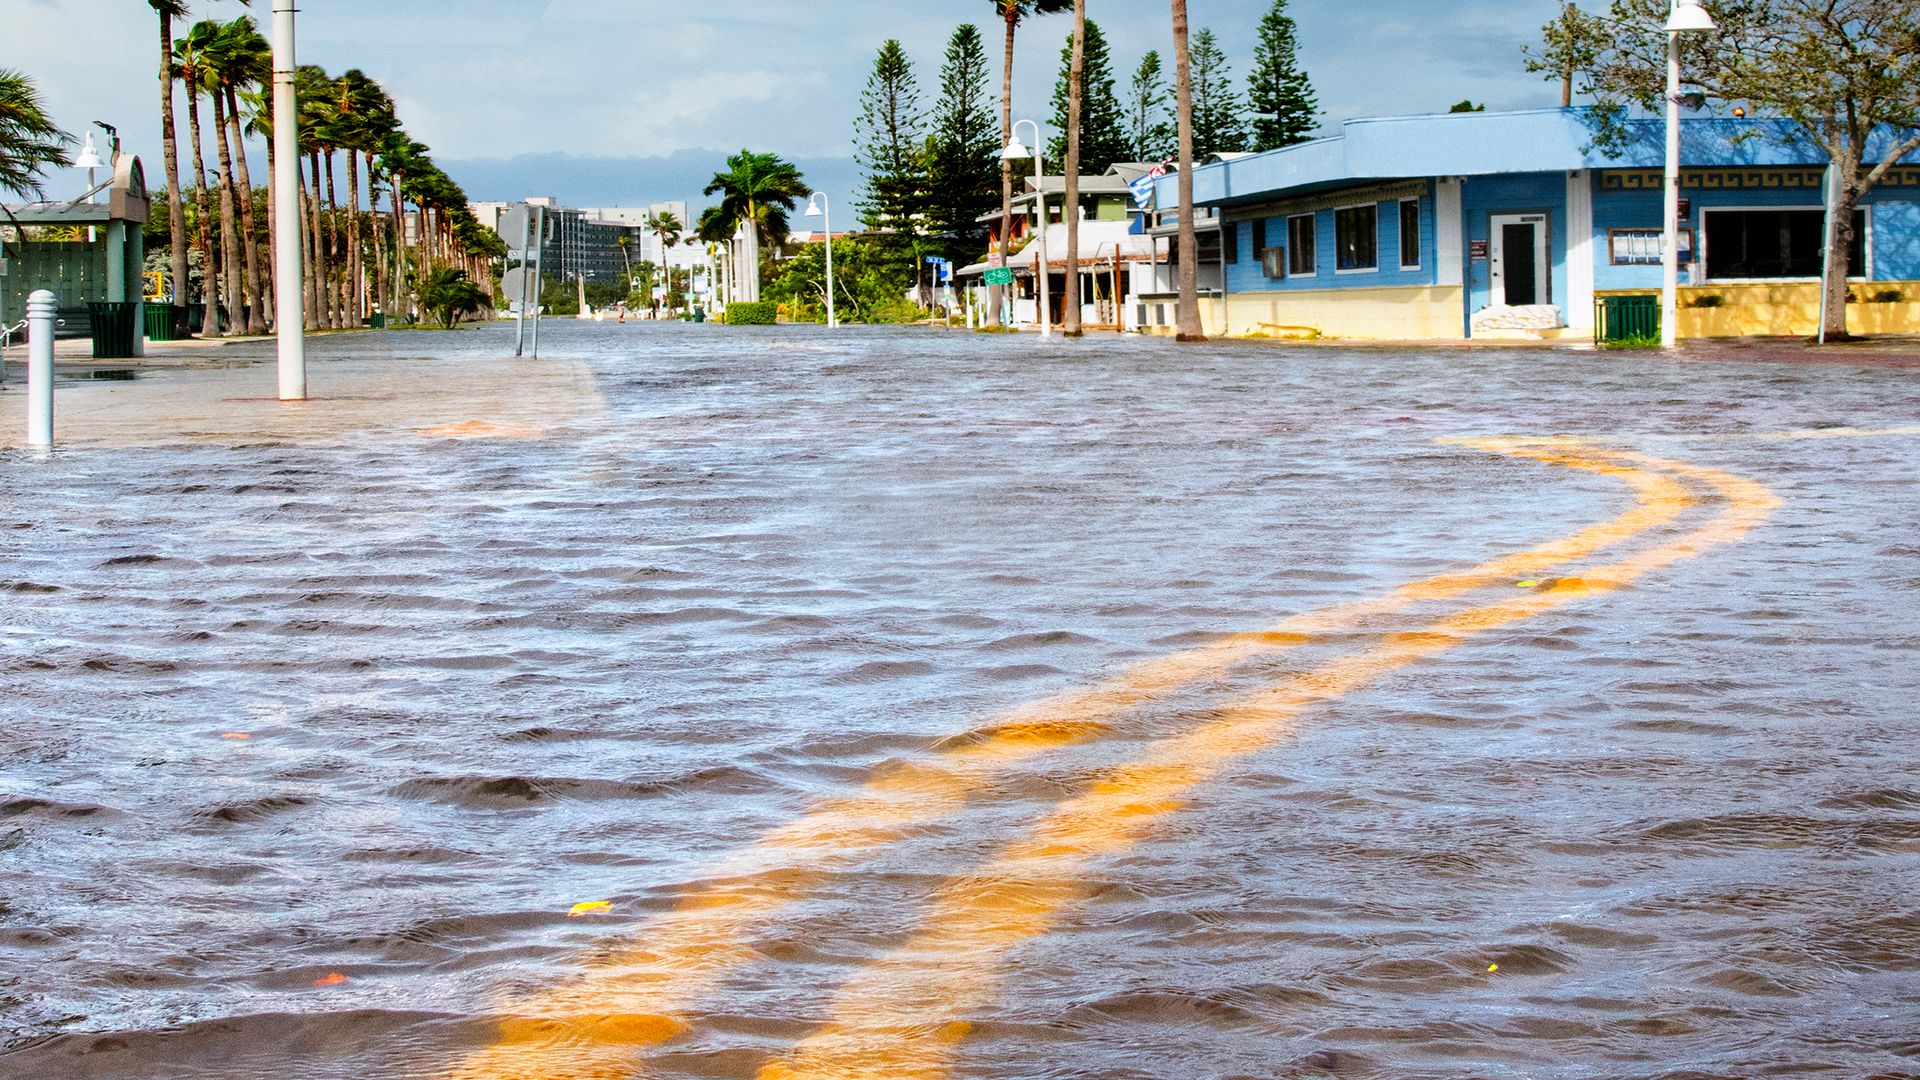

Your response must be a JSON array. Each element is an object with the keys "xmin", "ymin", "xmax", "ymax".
[
  {"xmin": 368, "ymin": 312, "xmax": 387, "ymax": 329},
  {"xmin": 144, "ymin": 303, "xmax": 183, "ymax": 342},
  {"xmin": 89, "ymin": 301, "xmax": 143, "ymax": 359},
  {"xmin": 1599, "ymin": 295, "xmax": 1660, "ymax": 343}
]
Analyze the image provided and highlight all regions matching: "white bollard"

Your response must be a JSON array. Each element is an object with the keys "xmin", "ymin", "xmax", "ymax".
[{"xmin": 26, "ymin": 289, "xmax": 55, "ymax": 447}]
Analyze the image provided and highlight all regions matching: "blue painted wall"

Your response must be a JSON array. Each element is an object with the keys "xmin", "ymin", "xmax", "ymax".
[
  {"xmin": 1461, "ymin": 173, "xmax": 1568, "ymax": 315},
  {"xmin": 1222, "ymin": 181, "xmax": 1436, "ymax": 295}
]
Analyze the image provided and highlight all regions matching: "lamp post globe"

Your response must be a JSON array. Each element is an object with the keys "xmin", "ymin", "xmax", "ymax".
[{"xmin": 804, "ymin": 192, "xmax": 835, "ymax": 329}]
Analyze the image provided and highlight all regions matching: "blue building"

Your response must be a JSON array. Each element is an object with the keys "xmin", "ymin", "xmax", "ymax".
[{"xmin": 1145, "ymin": 109, "xmax": 1920, "ymax": 340}]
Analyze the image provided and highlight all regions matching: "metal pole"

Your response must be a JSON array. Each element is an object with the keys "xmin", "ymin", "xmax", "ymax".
[
  {"xmin": 1660, "ymin": 24, "xmax": 1682, "ymax": 349},
  {"xmin": 26, "ymin": 290, "xmax": 54, "ymax": 447},
  {"xmin": 514, "ymin": 205, "xmax": 531, "ymax": 356},
  {"xmin": 1026, "ymin": 123, "xmax": 1051, "ymax": 339},
  {"xmin": 272, "ymin": 0, "xmax": 306, "ymax": 399},
  {"xmin": 1818, "ymin": 161, "xmax": 1834, "ymax": 344},
  {"xmin": 823, "ymin": 197, "xmax": 836, "ymax": 328},
  {"xmin": 529, "ymin": 205, "xmax": 545, "ymax": 358}
]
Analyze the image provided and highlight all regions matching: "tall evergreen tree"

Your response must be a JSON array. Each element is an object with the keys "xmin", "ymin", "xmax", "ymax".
[
  {"xmin": 1127, "ymin": 50, "xmax": 1174, "ymax": 162},
  {"xmin": 1189, "ymin": 28, "xmax": 1246, "ymax": 157},
  {"xmin": 1247, "ymin": 0, "xmax": 1317, "ymax": 150},
  {"xmin": 854, "ymin": 40, "xmax": 926, "ymax": 237},
  {"xmin": 1047, "ymin": 20, "xmax": 1129, "ymax": 171},
  {"xmin": 926, "ymin": 24, "xmax": 1001, "ymax": 263}
]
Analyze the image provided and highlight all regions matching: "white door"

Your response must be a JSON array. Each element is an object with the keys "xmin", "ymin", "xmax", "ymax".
[{"xmin": 1489, "ymin": 213, "xmax": 1549, "ymax": 307}]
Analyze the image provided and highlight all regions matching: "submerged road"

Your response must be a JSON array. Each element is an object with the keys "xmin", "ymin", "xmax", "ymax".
[{"xmin": 2, "ymin": 325, "xmax": 1916, "ymax": 1078}]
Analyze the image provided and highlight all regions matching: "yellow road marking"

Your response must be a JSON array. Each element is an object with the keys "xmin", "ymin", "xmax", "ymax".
[
  {"xmin": 752, "ymin": 452, "xmax": 1776, "ymax": 1080},
  {"xmin": 446, "ymin": 440, "xmax": 1697, "ymax": 1080}
]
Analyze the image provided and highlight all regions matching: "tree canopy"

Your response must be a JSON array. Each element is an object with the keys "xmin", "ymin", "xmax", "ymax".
[{"xmin": 1247, "ymin": 0, "xmax": 1318, "ymax": 151}]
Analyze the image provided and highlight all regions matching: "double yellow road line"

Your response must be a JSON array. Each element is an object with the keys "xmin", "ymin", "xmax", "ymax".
[{"xmin": 449, "ymin": 437, "xmax": 1780, "ymax": 1080}]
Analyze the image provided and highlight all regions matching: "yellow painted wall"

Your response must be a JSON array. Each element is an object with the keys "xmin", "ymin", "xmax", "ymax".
[
  {"xmin": 1599, "ymin": 281, "xmax": 1920, "ymax": 338},
  {"xmin": 1221, "ymin": 285, "xmax": 1467, "ymax": 340}
]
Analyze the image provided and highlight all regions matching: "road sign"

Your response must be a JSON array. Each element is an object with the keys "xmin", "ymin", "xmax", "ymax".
[
  {"xmin": 496, "ymin": 206, "xmax": 529, "ymax": 242},
  {"xmin": 983, "ymin": 267, "xmax": 1014, "ymax": 287},
  {"xmin": 500, "ymin": 268, "xmax": 530, "ymax": 303}
]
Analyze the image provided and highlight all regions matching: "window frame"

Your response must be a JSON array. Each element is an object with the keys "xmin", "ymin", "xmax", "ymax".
[
  {"xmin": 1398, "ymin": 198, "xmax": 1422, "ymax": 271},
  {"xmin": 1286, "ymin": 213, "xmax": 1317, "ymax": 278},
  {"xmin": 1699, "ymin": 203, "xmax": 1872, "ymax": 283},
  {"xmin": 1334, "ymin": 201, "xmax": 1380, "ymax": 275}
]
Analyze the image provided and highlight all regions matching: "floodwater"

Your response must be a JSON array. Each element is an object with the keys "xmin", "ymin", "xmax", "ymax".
[{"xmin": 2, "ymin": 324, "xmax": 1917, "ymax": 1079}]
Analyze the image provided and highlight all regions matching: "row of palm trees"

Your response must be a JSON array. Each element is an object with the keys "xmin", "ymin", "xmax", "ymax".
[
  {"xmin": 147, "ymin": 1, "xmax": 501, "ymax": 336},
  {"xmin": 989, "ymin": 0, "xmax": 1202, "ymax": 338}
]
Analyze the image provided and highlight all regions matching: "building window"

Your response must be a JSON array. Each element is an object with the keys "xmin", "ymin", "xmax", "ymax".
[
  {"xmin": 1336, "ymin": 204, "xmax": 1378, "ymax": 272},
  {"xmin": 1287, "ymin": 214, "xmax": 1316, "ymax": 276},
  {"xmin": 1703, "ymin": 207, "xmax": 1866, "ymax": 280},
  {"xmin": 1608, "ymin": 228, "xmax": 1694, "ymax": 265},
  {"xmin": 1224, "ymin": 222, "xmax": 1239, "ymax": 263},
  {"xmin": 1399, "ymin": 199, "xmax": 1421, "ymax": 270}
]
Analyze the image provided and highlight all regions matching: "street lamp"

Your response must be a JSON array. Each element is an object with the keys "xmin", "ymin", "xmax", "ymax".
[
  {"xmin": 1662, "ymin": 0, "xmax": 1714, "ymax": 349},
  {"xmin": 71, "ymin": 132, "xmax": 104, "ymax": 200},
  {"xmin": 1002, "ymin": 119, "xmax": 1051, "ymax": 338},
  {"xmin": 804, "ymin": 191, "xmax": 836, "ymax": 328},
  {"xmin": 271, "ymin": 0, "xmax": 305, "ymax": 398}
]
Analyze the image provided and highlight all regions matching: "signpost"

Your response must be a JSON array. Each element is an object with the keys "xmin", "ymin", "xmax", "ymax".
[
  {"xmin": 983, "ymin": 266, "xmax": 1014, "ymax": 287},
  {"xmin": 494, "ymin": 204, "xmax": 542, "ymax": 357}
]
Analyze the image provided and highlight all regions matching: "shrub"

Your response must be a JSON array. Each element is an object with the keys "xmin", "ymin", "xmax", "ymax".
[
  {"xmin": 723, "ymin": 301, "xmax": 777, "ymax": 325},
  {"xmin": 1872, "ymin": 288, "xmax": 1905, "ymax": 303},
  {"xmin": 1688, "ymin": 294, "xmax": 1725, "ymax": 308},
  {"xmin": 419, "ymin": 268, "xmax": 490, "ymax": 329}
]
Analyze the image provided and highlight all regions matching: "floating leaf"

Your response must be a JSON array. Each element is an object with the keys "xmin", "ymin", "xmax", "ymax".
[
  {"xmin": 220, "ymin": 733, "xmax": 253, "ymax": 740},
  {"xmin": 1487, "ymin": 963, "xmax": 1499, "ymax": 973},
  {"xmin": 568, "ymin": 901, "xmax": 613, "ymax": 917},
  {"xmin": 313, "ymin": 972, "xmax": 348, "ymax": 987},
  {"xmin": 1515, "ymin": 581, "xmax": 1539, "ymax": 589}
]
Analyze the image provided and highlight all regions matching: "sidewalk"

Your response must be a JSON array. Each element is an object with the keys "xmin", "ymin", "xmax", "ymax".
[{"xmin": 0, "ymin": 339, "xmax": 607, "ymax": 449}]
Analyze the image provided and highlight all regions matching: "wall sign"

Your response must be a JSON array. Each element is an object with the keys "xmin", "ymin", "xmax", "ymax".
[{"xmin": 1469, "ymin": 240, "xmax": 1489, "ymax": 260}]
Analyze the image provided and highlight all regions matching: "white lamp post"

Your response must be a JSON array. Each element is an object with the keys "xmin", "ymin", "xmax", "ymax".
[
  {"xmin": 271, "ymin": 0, "xmax": 306, "ymax": 397},
  {"xmin": 1662, "ymin": 0, "xmax": 1714, "ymax": 349},
  {"xmin": 71, "ymin": 132, "xmax": 104, "ymax": 201},
  {"xmin": 1002, "ymin": 119, "xmax": 1051, "ymax": 338},
  {"xmin": 803, "ymin": 192, "xmax": 836, "ymax": 328}
]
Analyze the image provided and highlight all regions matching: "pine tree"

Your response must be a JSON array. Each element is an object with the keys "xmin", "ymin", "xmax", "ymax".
[
  {"xmin": 1127, "ymin": 50, "xmax": 1174, "ymax": 162},
  {"xmin": 854, "ymin": 40, "xmax": 926, "ymax": 237},
  {"xmin": 1046, "ymin": 20, "xmax": 1129, "ymax": 172},
  {"xmin": 926, "ymin": 24, "xmax": 1001, "ymax": 263},
  {"xmin": 1189, "ymin": 28, "xmax": 1246, "ymax": 158},
  {"xmin": 1247, "ymin": 0, "xmax": 1317, "ymax": 151}
]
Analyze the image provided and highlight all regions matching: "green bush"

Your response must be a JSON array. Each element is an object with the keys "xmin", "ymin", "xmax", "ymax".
[
  {"xmin": 1688, "ymin": 293, "xmax": 1725, "ymax": 308},
  {"xmin": 1872, "ymin": 288, "xmax": 1905, "ymax": 303},
  {"xmin": 723, "ymin": 302, "xmax": 778, "ymax": 325}
]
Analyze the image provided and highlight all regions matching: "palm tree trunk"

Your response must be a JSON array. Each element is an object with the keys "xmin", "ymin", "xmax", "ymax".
[
  {"xmin": 184, "ymin": 75, "xmax": 221, "ymax": 337},
  {"xmin": 300, "ymin": 155, "xmax": 320, "ymax": 330},
  {"xmin": 993, "ymin": 10, "xmax": 1018, "ymax": 327},
  {"xmin": 262, "ymin": 126, "xmax": 277, "ymax": 328},
  {"xmin": 210, "ymin": 91, "xmax": 245, "ymax": 332},
  {"xmin": 306, "ymin": 150, "xmax": 332, "ymax": 328},
  {"xmin": 223, "ymin": 84, "xmax": 267, "ymax": 334},
  {"xmin": 158, "ymin": 13, "xmax": 189, "ymax": 307},
  {"xmin": 323, "ymin": 151, "xmax": 344, "ymax": 327},
  {"xmin": 390, "ymin": 175, "xmax": 406, "ymax": 320},
  {"xmin": 1171, "ymin": 0, "xmax": 1203, "ymax": 341},
  {"xmin": 1063, "ymin": 0, "xmax": 1086, "ymax": 336},
  {"xmin": 345, "ymin": 150, "xmax": 363, "ymax": 326}
]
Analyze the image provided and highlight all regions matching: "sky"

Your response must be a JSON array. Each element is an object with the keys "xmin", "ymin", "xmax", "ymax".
[{"xmin": 10, "ymin": 0, "xmax": 1571, "ymax": 218}]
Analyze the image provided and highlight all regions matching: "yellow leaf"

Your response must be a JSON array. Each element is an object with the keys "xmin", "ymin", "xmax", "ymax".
[{"xmin": 568, "ymin": 901, "xmax": 613, "ymax": 917}]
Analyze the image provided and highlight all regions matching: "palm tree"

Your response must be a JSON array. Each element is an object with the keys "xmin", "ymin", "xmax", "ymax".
[
  {"xmin": 210, "ymin": 17, "xmax": 270, "ymax": 332},
  {"xmin": 646, "ymin": 209, "xmax": 682, "ymax": 281},
  {"xmin": 174, "ymin": 21, "xmax": 222, "ymax": 335},
  {"xmin": 149, "ymin": 0, "xmax": 190, "ymax": 305},
  {"xmin": 1170, "ymin": 0, "xmax": 1202, "ymax": 340},
  {"xmin": 990, "ymin": 0, "xmax": 1072, "ymax": 325},
  {"xmin": 335, "ymin": 70, "xmax": 392, "ymax": 327},
  {"xmin": 0, "ymin": 68, "xmax": 70, "ymax": 200},
  {"xmin": 1062, "ymin": 0, "xmax": 1087, "ymax": 336},
  {"xmin": 699, "ymin": 151, "xmax": 806, "ymax": 301}
]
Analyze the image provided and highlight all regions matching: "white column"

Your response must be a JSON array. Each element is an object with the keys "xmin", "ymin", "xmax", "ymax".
[
  {"xmin": 27, "ymin": 290, "xmax": 55, "ymax": 447},
  {"xmin": 1566, "ymin": 170, "xmax": 1596, "ymax": 331},
  {"xmin": 1435, "ymin": 178, "xmax": 1464, "ymax": 287},
  {"xmin": 272, "ymin": 0, "xmax": 306, "ymax": 398}
]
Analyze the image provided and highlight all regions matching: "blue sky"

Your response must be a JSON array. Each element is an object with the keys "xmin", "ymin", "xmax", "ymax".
[{"xmin": 13, "ymin": 0, "xmax": 1572, "ymax": 214}]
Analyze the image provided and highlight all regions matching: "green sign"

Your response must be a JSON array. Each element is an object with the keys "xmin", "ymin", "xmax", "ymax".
[{"xmin": 983, "ymin": 267, "xmax": 1014, "ymax": 286}]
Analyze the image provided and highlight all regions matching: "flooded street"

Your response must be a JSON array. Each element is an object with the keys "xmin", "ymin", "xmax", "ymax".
[{"xmin": 3, "ymin": 324, "xmax": 1917, "ymax": 1079}]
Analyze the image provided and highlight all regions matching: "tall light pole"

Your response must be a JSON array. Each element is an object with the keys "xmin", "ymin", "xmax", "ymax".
[
  {"xmin": 1002, "ymin": 119, "xmax": 1051, "ymax": 338},
  {"xmin": 803, "ymin": 192, "xmax": 836, "ymax": 328},
  {"xmin": 1662, "ymin": 0, "xmax": 1714, "ymax": 349},
  {"xmin": 271, "ymin": 0, "xmax": 305, "ymax": 398}
]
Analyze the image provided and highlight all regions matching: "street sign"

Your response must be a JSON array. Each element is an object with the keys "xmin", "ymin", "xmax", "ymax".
[
  {"xmin": 500, "ymin": 268, "xmax": 530, "ymax": 303},
  {"xmin": 496, "ymin": 206, "xmax": 529, "ymax": 242},
  {"xmin": 983, "ymin": 267, "xmax": 1014, "ymax": 287}
]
